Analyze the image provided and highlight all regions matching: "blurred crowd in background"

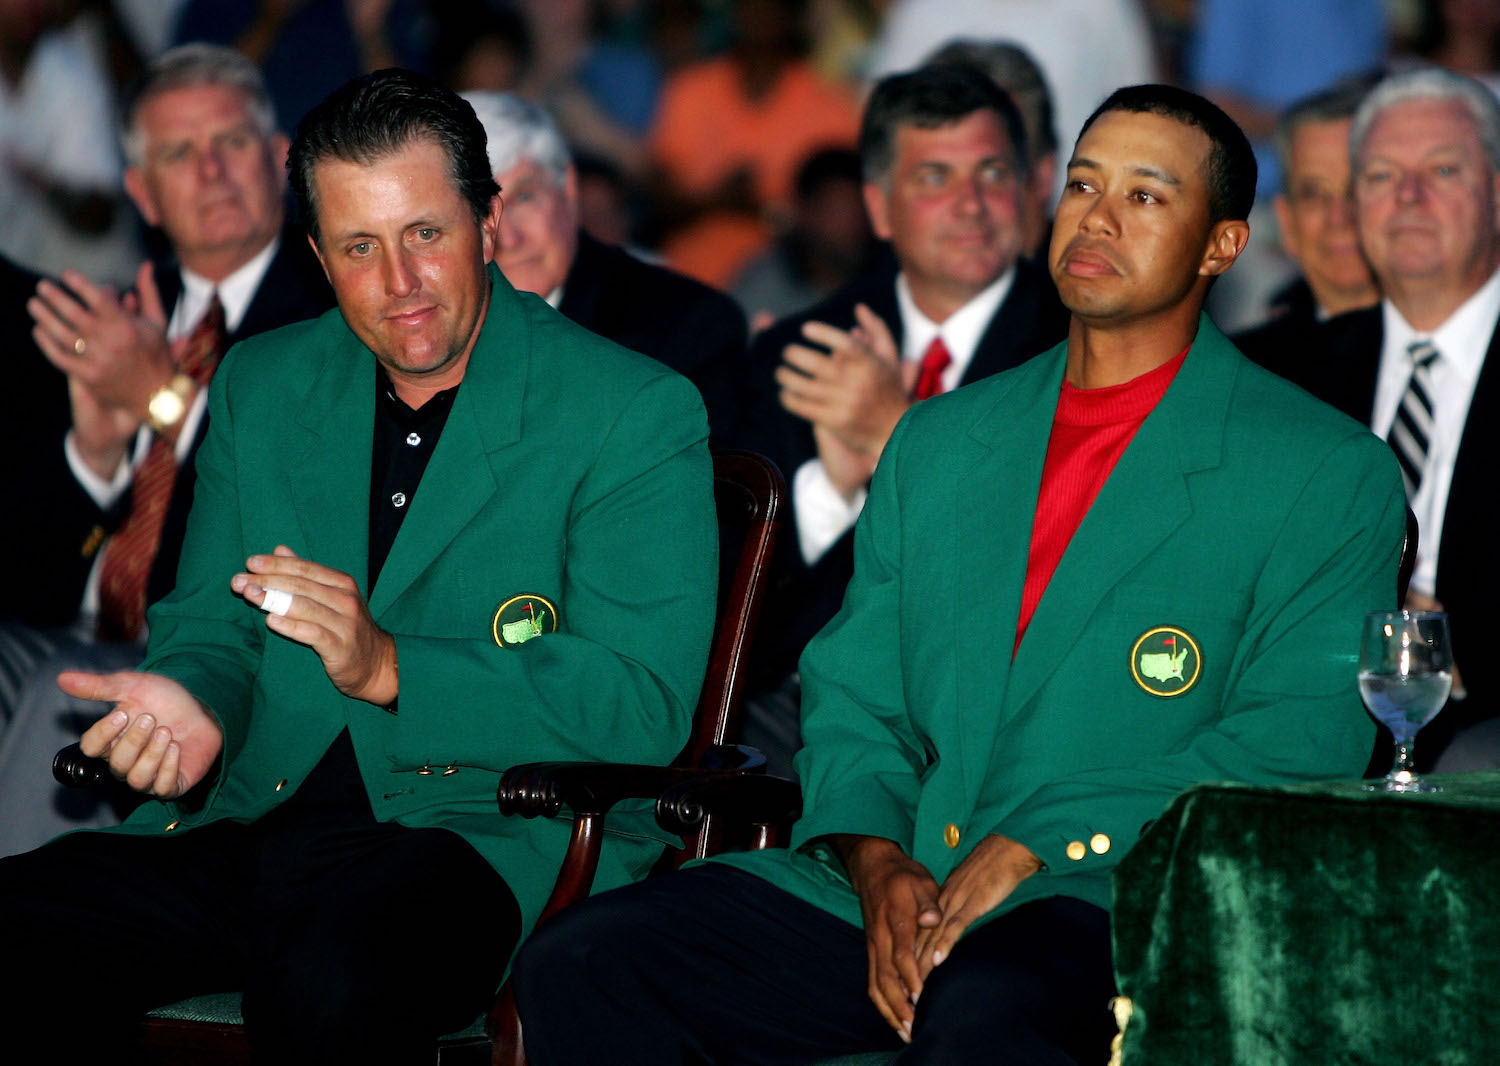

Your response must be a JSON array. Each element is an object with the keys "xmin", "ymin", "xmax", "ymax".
[{"xmin": 3, "ymin": 0, "xmax": 1498, "ymax": 335}]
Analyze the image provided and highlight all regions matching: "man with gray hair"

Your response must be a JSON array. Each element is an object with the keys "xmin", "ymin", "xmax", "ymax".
[
  {"xmin": 0, "ymin": 43, "xmax": 332, "ymax": 854},
  {"xmin": 1235, "ymin": 76, "xmax": 1380, "ymax": 373},
  {"xmin": 1296, "ymin": 66, "xmax": 1500, "ymax": 763},
  {"xmin": 462, "ymin": 91, "xmax": 746, "ymax": 443}
]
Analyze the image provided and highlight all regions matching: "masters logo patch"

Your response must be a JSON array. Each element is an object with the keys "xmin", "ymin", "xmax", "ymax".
[
  {"xmin": 492, "ymin": 594, "xmax": 559, "ymax": 648},
  {"xmin": 1129, "ymin": 626, "xmax": 1202, "ymax": 697}
]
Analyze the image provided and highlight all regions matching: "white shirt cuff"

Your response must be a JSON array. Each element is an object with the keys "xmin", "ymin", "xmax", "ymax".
[
  {"xmin": 64, "ymin": 429, "xmax": 140, "ymax": 509},
  {"xmin": 793, "ymin": 458, "xmax": 867, "ymax": 565}
]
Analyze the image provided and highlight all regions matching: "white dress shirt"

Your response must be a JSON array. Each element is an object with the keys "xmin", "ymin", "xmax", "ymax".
[
  {"xmin": 1371, "ymin": 265, "xmax": 1500, "ymax": 596},
  {"xmin": 794, "ymin": 266, "xmax": 1016, "ymax": 564}
]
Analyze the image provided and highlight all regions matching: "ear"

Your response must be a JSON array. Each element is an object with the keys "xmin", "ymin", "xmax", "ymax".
[
  {"xmin": 480, "ymin": 192, "xmax": 504, "ymax": 264},
  {"xmin": 1199, "ymin": 218, "xmax": 1250, "ymax": 278},
  {"xmin": 1272, "ymin": 193, "xmax": 1300, "ymax": 264},
  {"xmin": 307, "ymin": 233, "xmax": 332, "ymax": 284},
  {"xmin": 862, "ymin": 181, "xmax": 893, "ymax": 242},
  {"xmin": 123, "ymin": 166, "xmax": 160, "ymax": 228}
]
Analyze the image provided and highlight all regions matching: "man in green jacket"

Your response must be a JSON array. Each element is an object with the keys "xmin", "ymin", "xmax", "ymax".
[
  {"xmin": 0, "ymin": 70, "xmax": 717, "ymax": 1061},
  {"xmin": 513, "ymin": 85, "xmax": 1404, "ymax": 1066}
]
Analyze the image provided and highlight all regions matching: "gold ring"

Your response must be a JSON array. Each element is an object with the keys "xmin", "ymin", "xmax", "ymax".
[{"xmin": 73, "ymin": 337, "xmax": 86, "ymax": 355}]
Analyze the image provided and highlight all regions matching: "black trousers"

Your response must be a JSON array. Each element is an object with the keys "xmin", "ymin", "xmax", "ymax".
[
  {"xmin": 513, "ymin": 864, "xmax": 1117, "ymax": 1066},
  {"xmin": 0, "ymin": 805, "xmax": 519, "ymax": 1064}
]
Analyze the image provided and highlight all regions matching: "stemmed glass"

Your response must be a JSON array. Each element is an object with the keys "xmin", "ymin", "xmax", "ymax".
[{"xmin": 1359, "ymin": 610, "xmax": 1452, "ymax": 793}]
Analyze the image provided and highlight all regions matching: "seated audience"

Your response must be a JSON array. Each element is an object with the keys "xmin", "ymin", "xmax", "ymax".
[
  {"xmin": 513, "ymin": 84, "xmax": 1405, "ymax": 1066},
  {"xmin": 0, "ymin": 68, "xmax": 717, "ymax": 1060}
]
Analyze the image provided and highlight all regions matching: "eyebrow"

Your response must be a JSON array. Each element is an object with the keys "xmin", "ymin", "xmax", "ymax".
[{"xmin": 1067, "ymin": 156, "xmax": 1182, "ymax": 186}]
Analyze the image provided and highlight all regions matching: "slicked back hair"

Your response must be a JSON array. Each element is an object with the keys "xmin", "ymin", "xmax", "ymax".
[
  {"xmin": 1079, "ymin": 84, "xmax": 1257, "ymax": 224},
  {"xmin": 923, "ymin": 38, "xmax": 1057, "ymax": 162},
  {"xmin": 462, "ymin": 90, "xmax": 572, "ymax": 186},
  {"xmin": 860, "ymin": 65, "xmax": 1029, "ymax": 188},
  {"xmin": 1350, "ymin": 66, "xmax": 1500, "ymax": 175},
  {"xmin": 288, "ymin": 68, "xmax": 500, "ymax": 244},
  {"xmin": 122, "ymin": 43, "xmax": 277, "ymax": 167}
]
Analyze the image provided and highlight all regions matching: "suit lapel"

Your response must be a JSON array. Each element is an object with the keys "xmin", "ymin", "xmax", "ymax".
[
  {"xmin": 557, "ymin": 231, "xmax": 604, "ymax": 330},
  {"xmin": 288, "ymin": 321, "xmax": 375, "ymax": 595},
  {"xmin": 1002, "ymin": 316, "xmax": 1235, "ymax": 715},
  {"xmin": 950, "ymin": 350, "xmax": 1063, "ymax": 801},
  {"xmin": 367, "ymin": 269, "xmax": 525, "ymax": 618}
]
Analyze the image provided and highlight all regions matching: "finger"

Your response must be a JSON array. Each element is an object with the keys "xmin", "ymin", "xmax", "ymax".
[
  {"xmin": 152, "ymin": 739, "xmax": 183, "ymax": 798},
  {"xmin": 58, "ymin": 268, "xmax": 117, "ymax": 314},
  {"xmin": 853, "ymin": 303, "xmax": 899, "ymax": 363},
  {"xmin": 135, "ymin": 261, "xmax": 168, "ymax": 326},
  {"xmin": 273, "ymin": 544, "xmax": 301, "ymax": 559},
  {"xmin": 126, "ymin": 724, "xmax": 174, "ymax": 792},
  {"xmin": 800, "ymin": 320, "xmax": 863, "ymax": 356},
  {"xmin": 57, "ymin": 669, "xmax": 126, "ymax": 704},
  {"xmin": 245, "ymin": 550, "xmax": 350, "ymax": 590},
  {"xmin": 865, "ymin": 939, "xmax": 910, "ymax": 1039},
  {"xmin": 32, "ymin": 277, "xmax": 89, "ymax": 326},
  {"xmin": 106, "ymin": 712, "xmax": 156, "ymax": 779},
  {"xmin": 78, "ymin": 709, "xmax": 130, "ymax": 758},
  {"xmin": 928, "ymin": 909, "xmax": 975, "ymax": 969},
  {"xmin": 780, "ymin": 342, "xmax": 838, "ymax": 380}
]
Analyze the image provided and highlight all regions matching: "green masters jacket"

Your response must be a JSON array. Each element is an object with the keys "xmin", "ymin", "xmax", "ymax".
[
  {"xmin": 117, "ymin": 266, "xmax": 719, "ymax": 936},
  {"xmin": 715, "ymin": 316, "xmax": 1405, "ymax": 931}
]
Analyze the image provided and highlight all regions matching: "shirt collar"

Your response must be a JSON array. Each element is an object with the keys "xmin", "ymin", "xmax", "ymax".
[
  {"xmin": 1382, "ymin": 264, "xmax": 1500, "ymax": 384},
  {"xmin": 894, "ymin": 266, "xmax": 1016, "ymax": 375},
  {"xmin": 175, "ymin": 236, "xmax": 281, "ymax": 337}
]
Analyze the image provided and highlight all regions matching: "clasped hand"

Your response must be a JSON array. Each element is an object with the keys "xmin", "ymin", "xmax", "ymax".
[
  {"xmin": 231, "ymin": 545, "xmax": 399, "ymax": 707},
  {"xmin": 837, "ymin": 833, "xmax": 1041, "ymax": 1042}
]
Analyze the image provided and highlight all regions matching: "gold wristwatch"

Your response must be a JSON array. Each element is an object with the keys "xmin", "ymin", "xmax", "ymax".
[{"xmin": 146, "ymin": 372, "xmax": 196, "ymax": 433}]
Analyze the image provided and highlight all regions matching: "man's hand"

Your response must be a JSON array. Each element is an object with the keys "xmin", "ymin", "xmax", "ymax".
[
  {"xmin": 62, "ymin": 669, "xmax": 224, "ymax": 798},
  {"xmin": 29, "ymin": 263, "xmax": 180, "ymax": 423},
  {"xmin": 913, "ymin": 834, "xmax": 1041, "ymax": 984},
  {"xmin": 777, "ymin": 305, "xmax": 912, "ymax": 466},
  {"xmin": 67, "ymin": 374, "xmax": 142, "ymax": 480},
  {"xmin": 831, "ymin": 834, "xmax": 943, "ymax": 1042},
  {"xmin": 231, "ymin": 545, "xmax": 399, "ymax": 706}
]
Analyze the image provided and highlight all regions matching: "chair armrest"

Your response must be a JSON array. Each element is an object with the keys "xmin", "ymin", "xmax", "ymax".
[
  {"xmin": 655, "ymin": 769, "xmax": 803, "ymax": 837},
  {"xmin": 496, "ymin": 744, "xmax": 764, "ymax": 819}
]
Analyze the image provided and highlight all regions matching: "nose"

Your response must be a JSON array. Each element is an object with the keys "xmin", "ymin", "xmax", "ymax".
[
  {"xmin": 1395, "ymin": 169, "xmax": 1424, "ymax": 205},
  {"xmin": 954, "ymin": 175, "xmax": 985, "ymax": 218},
  {"xmin": 198, "ymin": 145, "xmax": 225, "ymax": 181},
  {"xmin": 383, "ymin": 246, "xmax": 418, "ymax": 298},
  {"xmin": 1078, "ymin": 196, "xmax": 1118, "ymax": 237}
]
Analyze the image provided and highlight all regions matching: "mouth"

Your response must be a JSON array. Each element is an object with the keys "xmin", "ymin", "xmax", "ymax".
[
  {"xmin": 1059, "ymin": 244, "xmax": 1120, "ymax": 277},
  {"xmin": 386, "ymin": 305, "xmax": 439, "ymax": 327}
]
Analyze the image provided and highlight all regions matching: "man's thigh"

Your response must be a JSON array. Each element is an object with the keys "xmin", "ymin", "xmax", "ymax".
[
  {"xmin": 904, "ymin": 895, "xmax": 1118, "ymax": 1066},
  {"xmin": 0, "ymin": 823, "xmax": 256, "ymax": 1036},
  {"xmin": 514, "ymin": 863, "xmax": 901, "ymax": 1065},
  {"xmin": 241, "ymin": 818, "xmax": 519, "ymax": 1058}
]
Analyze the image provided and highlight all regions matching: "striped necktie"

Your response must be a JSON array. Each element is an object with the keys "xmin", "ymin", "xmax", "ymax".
[
  {"xmin": 1388, "ymin": 338, "xmax": 1440, "ymax": 498},
  {"xmin": 96, "ymin": 294, "xmax": 227, "ymax": 641}
]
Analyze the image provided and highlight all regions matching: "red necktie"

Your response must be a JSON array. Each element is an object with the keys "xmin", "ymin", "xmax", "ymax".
[
  {"xmin": 97, "ymin": 294, "xmax": 227, "ymax": 641},
  {"xmin": 912, "ymin": 336, "xmax": 952, "ymax": 402}
]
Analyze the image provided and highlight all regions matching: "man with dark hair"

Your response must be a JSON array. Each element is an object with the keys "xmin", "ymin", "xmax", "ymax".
[
  {"xmin": 0, "ymin": 68, "xmax": 717, "ymax": 1060},
  {"xmin": 734, "ymin": 65, "xmax": 1069, "ymax": 773},
  {"xmin": 514, "ymin": 84, "xmax": 1402, "ymax": 1066},
  {"xmin": 1234, "ymin": 77, "xmax": 1381, "ymax": 372},
  {"xmin": 0, "ymin": 43, "xmax": 334, "ymax": 855}
]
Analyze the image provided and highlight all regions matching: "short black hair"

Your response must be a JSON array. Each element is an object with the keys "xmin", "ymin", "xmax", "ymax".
[
  {"xmin": 859, "ymin": 65, "xmax": 1029, "ymax": 186},
  {"xmin": 288, "ymin": 68, "xmax": 500, "ymax": 243},
  {"xmin": 1078, "ymin": 84, "xmax": 1257, "ymax": 224}
]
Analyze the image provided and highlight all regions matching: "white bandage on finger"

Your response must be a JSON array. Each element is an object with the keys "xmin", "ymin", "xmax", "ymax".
[{"xmin": 260, "ymin": 588, "xmax": 293, "ymax": 616}]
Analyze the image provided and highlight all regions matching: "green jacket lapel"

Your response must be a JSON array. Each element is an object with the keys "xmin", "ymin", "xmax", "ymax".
[
  {"xmin": 1004, "ymin": 315, "xmax": 1236, "ymax": 716},
  {"xmin": 368, "ymin": 268, "xmax": 525, "ymax": 619},
  {"xmin": 288, "ymin": 319, "xmax": 374, "ymax": 595}
]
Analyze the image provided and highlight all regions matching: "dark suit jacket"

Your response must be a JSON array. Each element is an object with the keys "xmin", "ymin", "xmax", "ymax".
[
  {"xmin": 1232, "ymin": 277, "xmax": 1332, "ymax": 379},
  {"xmin": 1289, "ymin": 304, "xmax": 1497, "ymax": 733},
  {"xmin": 4, "ymin": 232, "xmax": 333, "ymax": 628},
  {"xmin": 557, "ymin": 232, "xmax": 747, "ymax": 446},
  {"xmin": 732, "ymin": 255, "xmax": 1071, "ymax": 684}
]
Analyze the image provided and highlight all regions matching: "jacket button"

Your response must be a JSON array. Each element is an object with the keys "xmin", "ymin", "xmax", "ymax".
[
  {"xmin": 1066, "ymin": 840, "xmax": 1086, "ymax": 861},
  {"xmin": 164, "ymin": 820, "xmax": 181, "ymax": 832},
  {"xmin": 1090, "ymin": 833, "xmax": 1111, "ymax": 854},
  {"xmin": 943, "ymin": 823, "xmax": 961, "ymax": 848},
  {"xmin": 442, "ymin": 765, "xmax": 458, "ymax": 776},
  {"xmin": 417, "ymin": 765, "xmax": 435, "ymax": 776},
  {"xmin": 274, "ymin": 779, "xmax": 287, "ymax": 792}
]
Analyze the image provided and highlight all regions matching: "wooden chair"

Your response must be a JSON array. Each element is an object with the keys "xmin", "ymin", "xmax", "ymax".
[{"xmin": 49, "ymin": 450, "xmax": 789, "ymax": 1066}]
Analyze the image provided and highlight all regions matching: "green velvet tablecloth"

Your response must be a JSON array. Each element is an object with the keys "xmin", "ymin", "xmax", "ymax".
[{"xmin": 1112, "ymin": 773, "xmax": 1500, "ymax": 1066}]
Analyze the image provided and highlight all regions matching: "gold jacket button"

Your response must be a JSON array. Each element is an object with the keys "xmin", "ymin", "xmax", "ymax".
[
  {"xmin": 164, "ymin": 820, "xmax": 181, "ymax": 832},
  {"xmin": 442, "ymin": 765, "xmax": 458, "ymax": 776},
  {"xmin": 943, "ymin": 823, "xmax": 961, "ymax": 848},
  {"xmin": 274, "ymin": 779, "xmax": 287, "ymax": 792},
  {"xmin": 1090, "ymin": 833, "xmax": 1111, "ymax": 854},
  {"xmin": 417, "ymin": 765, "xmax": 435, "ymax": 776},
  {"xmin": 1066, "ymin": 840, "xmax": 1086, "ymax": 861}
]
